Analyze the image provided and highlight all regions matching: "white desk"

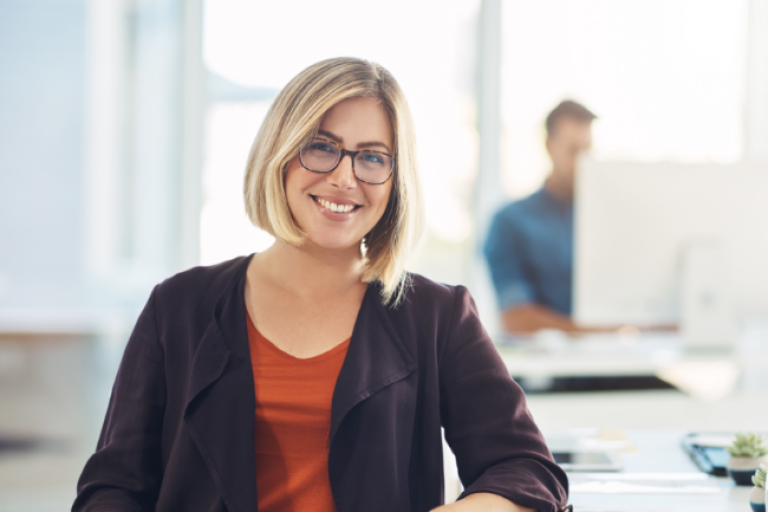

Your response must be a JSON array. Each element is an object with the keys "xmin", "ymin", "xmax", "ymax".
[
  {"xmin": 498, "ymin": 333, "xmax": 732, "ymax": 377},
  {"xmin": 547, "ymin": 429, "xmax": 755, "ymax": 512},
  {"xmin": 498, "ymin": 332, "xmax": 768, "ymax": 509},
  {"xmin": 497, "ymin": 332, "xmax": 768, "ymax": 400},
  {"xmin": 443, "ymin": 428, "xmax": 757, "ymax": 510}
]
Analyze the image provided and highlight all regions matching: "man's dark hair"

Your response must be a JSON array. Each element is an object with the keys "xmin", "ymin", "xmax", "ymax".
[{"xmin": 545, "ymin": 100, "xmax": 597, "ymax": 137}]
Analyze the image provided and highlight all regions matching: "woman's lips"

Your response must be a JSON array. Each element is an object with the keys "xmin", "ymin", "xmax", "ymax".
[{"xmin": 311, "ymin": 195, "xmax": 361, "ymax": 221}]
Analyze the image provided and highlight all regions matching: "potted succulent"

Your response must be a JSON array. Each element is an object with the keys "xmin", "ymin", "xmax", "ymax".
[
  {"xmin": 727, "ymin": 433, "xmax": 768, "ymax": 486},
  {"xmin": 751, "ymin": 464, "xmax": 766, "ymax": 512}
]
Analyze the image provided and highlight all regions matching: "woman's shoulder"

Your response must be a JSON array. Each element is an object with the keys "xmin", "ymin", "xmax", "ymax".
[
  {"xmin": 404, "ymin": 272, "xmax": 462, "ymax": 300},
  {"xmin": 383, "ymin": 273, "xmax": 484, "ymax": 354},
  {"xmin": 393, "ymin": 272, "xmax": 473, "ymax": 319},
  {"xmin": 153, "ymin": 255, "xmax": 251, "ymax": 312}
]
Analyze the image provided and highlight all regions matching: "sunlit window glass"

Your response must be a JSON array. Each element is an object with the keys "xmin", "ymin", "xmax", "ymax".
[{"xmin": 500, "ymin": 0, "xmax": 748, "ymax": 198}]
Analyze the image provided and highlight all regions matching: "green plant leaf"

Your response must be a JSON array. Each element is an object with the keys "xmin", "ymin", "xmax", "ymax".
[{"xmin": 727, "ymin": 432, "xmax": 768, "ymax": 458}]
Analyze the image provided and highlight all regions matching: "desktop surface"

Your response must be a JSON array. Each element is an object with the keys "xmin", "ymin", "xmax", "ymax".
[
  {"xmin": 497, "ymin": 328, "xmax": 768, "ymax": 511},
  {"xmin": 547, "ymin": 429, "xmax": 754, "ymax": 512}
]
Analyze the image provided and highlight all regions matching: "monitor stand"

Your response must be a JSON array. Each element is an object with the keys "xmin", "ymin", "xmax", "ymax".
[{"xmin": 679, "ymin": 241, "xmax": 734, "ymax": 349}]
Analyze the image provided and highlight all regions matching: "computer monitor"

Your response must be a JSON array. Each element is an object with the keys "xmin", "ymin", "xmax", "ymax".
[{"xmin": 573, "ymin": 159, "xmax": 768, "ymax": 347}]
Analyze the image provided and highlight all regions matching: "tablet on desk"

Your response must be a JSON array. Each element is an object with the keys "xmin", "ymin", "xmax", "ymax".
[
  {"xmin": 552, "ymin": 451, "xmax": 623, "ymax": 472},
  {"xmin": 681, "ymin": 432, "xmax": 734, "ymax": 476}
]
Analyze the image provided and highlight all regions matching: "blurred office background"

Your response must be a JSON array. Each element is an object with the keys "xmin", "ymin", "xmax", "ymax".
[{"xmin": 1, "ymin": 0, "xmax": 768, "ymax": 509}]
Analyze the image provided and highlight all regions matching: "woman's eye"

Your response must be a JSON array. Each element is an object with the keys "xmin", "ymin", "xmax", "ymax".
[
  {"xmin": 361, "ymin": 152, "xmax": 384, "ymax": 165},
  {"xmin": 309, "ymin": 142, "xmax": 334, "ymax": 153}
]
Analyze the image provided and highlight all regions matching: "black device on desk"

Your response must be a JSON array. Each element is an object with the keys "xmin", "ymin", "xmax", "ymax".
[{"xmin": 681, "ymin": 433, "xmax": 731, "ymax": 476}]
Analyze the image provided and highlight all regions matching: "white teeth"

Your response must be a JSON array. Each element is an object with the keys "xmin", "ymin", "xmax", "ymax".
[{"xmin": 316, "ymin": 197, "xmax": 355, "ymax": 213}]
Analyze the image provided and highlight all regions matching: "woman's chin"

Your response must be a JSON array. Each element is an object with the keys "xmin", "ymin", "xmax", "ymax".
[{"xmin": 302, "ymin": 234, "xmax": 363, "ymax": 254}]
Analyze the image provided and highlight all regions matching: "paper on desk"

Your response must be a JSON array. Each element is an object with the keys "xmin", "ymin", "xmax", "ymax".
[
  {"xmin": 583, "ymin": 428, "xmax": 637, "ymax": 453},
  {"xmin": 580, "ymin": 473, "xmax": 709, "ymax": 481},
  {"xmin": 571, "ymin": 478, "xmax": 720, "ymax": 495},
  {"xmin": 546, "ymin": 428, "xmax": 638, "ymax": 454}
]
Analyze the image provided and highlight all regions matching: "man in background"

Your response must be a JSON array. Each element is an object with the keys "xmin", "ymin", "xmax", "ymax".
[{"xmin": 484, "ymin": 100, "xmax": 596, "ymax": 335}]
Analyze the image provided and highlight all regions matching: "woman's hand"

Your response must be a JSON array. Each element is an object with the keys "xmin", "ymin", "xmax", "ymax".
[{"xmin": 430, "ymin": 492, "xmax": 536, "ymax": 512}]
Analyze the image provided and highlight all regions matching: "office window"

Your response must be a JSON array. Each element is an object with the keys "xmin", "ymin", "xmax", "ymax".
[
  {"xmin": 201, "ymin": 99, "xmax": 275, "ymax": 266},
  {"xmin": 500, "ymin": 0, "xmax": 749, "ymax": 198}
]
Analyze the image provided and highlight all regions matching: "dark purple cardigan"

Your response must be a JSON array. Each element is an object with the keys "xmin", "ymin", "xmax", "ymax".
[{"xmin": 73, "ymin": 255, "xmax": 568, "ymax": 512}]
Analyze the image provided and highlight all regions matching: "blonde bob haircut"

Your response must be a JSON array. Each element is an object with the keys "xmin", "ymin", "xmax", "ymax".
[{"xmin": 244, "ymin": 57, "xmax": 424, "ymax": 306}]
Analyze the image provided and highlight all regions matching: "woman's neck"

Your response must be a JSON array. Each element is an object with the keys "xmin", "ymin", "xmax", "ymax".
[{"xmin": 253, "ymin": 240, "xmax": 366, "ymax": 299}]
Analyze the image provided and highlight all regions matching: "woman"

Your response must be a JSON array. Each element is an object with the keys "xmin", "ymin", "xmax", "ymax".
[{"xmin": 73, "ymin": 58, "xmax": 569, "ymax": 512}]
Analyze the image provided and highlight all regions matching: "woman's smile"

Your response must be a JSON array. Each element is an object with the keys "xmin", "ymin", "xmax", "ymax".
[{"xmin": 310, "ymin": 194, "xmax": 362, "ymax": 218}]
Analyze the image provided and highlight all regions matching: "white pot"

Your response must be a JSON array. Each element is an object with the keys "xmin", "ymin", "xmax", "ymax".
[
  {"xmin": 764, "ymin": 483, "xmax": 767, "ymax": 506},
  {"xmin": 751, "ymin": 486, "xmax": 765, "ymax": 504},
  {"xmin": 728, "ymin": 456, "xmax": 768, "ymax": 471}
]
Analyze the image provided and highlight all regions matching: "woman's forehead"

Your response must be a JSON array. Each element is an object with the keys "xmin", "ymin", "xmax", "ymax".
[{"xmin": 318, "ymin": 97, "xmax": 392, "ymax": 148}]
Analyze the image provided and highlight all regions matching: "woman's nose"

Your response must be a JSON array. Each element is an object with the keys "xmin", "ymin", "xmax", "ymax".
[{"xmin": 327, "ymin": 153, "xmax": 357, "ymax": 189}]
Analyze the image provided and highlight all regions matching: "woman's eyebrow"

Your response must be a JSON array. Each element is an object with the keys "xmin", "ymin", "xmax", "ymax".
[
  {"xmin": 357, "ymin": 141, "xmax": 392, "ymax": 152},
  {"xmin": 317, "ymin": 129, "xmax": 342, "ymax": 142},
  {"xmin": 317, "ymin": 129, "xmax": 392, "ymax": 153}
]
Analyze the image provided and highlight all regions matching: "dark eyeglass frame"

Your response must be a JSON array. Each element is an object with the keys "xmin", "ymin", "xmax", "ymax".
[{"xmin": 299, "ymin": 138, "xmax": 395, "ymax": 185}]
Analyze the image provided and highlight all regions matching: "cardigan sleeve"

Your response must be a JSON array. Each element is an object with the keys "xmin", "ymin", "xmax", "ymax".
[
  {"xmin": 73, "ymin": 287, "xmax": 166, "ymax": 512},
  {"xmin": 439, "ymin": 285, "xmax": 569, "ymax": 512}
]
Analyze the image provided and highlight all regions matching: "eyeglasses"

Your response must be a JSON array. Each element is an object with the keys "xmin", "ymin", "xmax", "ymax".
[{"xmin": 299, "ymin": 138, "xmax": 394, "ymax": 185}]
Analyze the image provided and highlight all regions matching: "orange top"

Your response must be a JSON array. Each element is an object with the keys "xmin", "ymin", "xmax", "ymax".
[{"xmin": 247, "ymin": 314, "xmax": 349, "ymax": 512}]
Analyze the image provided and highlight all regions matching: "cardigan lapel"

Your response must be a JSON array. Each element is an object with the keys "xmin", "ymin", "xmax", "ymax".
[
  {"xmin": 183, "ymin": 257, "xmax": 257, "ymax": 512},
  {"xmin": 329, "ymin": 284, "xmax": 418, "ymax": 443}
]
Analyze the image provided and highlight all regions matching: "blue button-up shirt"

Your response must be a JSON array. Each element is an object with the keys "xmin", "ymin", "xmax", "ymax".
[{"xmin": 484, "ymin": 187, "xmax": 574, "ymax": 315}]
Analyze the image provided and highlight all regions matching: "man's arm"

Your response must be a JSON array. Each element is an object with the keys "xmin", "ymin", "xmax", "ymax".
[
  {"xmin": 502, "ymin": 303, "xmax": 677, "ymax": 336},
  {"xmin": 501, "ymin": 303, "xmax": 581, "ymax": 335}
]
